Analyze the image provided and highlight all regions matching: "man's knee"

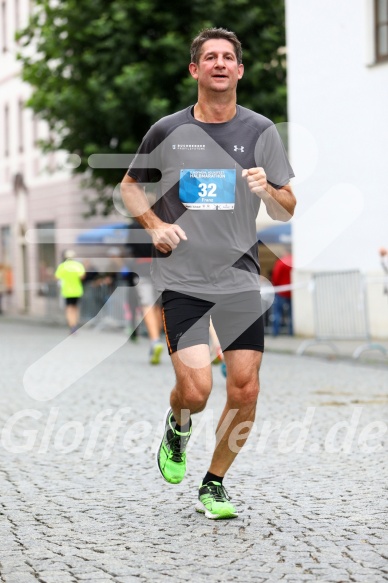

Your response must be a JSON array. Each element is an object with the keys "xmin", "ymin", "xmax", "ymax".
[
  {"xmin": 227, "ymin": 379, "xmax": 260, "ymax": 409},
  {"xmin": 174, "ymin": 376, "xmax": 212, "ymax": 412}
]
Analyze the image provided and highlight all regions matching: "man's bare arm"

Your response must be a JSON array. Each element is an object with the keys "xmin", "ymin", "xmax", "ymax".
[
  {"xmin": 242, "ymin": 167, "xmax": 296, "ymax": 221},
  {"xmin": 121, "ymin": 174, "xmax": 187, "ymax": 254}
]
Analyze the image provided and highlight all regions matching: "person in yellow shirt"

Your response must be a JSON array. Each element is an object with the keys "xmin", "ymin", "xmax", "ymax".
[{"xmin": 55, "ymin": 250, "xmax": 85, "ymax": 333}]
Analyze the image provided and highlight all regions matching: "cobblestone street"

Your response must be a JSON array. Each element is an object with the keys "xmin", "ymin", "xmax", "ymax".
[{"xmin": 0, "ymin": 320, "xmax": 387, "ymax": 583}]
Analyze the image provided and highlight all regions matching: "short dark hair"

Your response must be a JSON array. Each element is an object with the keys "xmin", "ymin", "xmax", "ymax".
[{"xmin": 190, "ymin": 28, "xmax": 243, "ymax": 65}]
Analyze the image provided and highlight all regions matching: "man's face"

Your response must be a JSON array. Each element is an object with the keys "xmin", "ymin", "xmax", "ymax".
[{"xmin": 189, "ymin": 39, "xmax": 244, "ymax": 93}]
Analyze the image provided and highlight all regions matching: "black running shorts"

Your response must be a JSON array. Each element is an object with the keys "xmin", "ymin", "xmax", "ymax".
[
  {"xmin": 161, "ymin": 290, "xmax": 264, "ymax": 355},
  {"xmin": 65, "ymin": 297, "xmax": 80, "ymax": 306}
]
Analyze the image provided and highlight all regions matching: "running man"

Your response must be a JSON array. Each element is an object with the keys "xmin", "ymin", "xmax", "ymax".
[{"xmin": 121, "ymin": 28, "xmax": 296, "ymax": 519}]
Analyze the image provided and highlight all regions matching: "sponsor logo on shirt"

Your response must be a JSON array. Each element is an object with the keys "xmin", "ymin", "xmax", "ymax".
[{"xmin": 172, "ymin": 144, "xmax": 206, "ymax": 151}]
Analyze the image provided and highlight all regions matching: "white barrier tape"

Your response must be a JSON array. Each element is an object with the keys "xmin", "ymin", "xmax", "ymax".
[
  {"xmin": 270, "ymin": 275, "xmax": 388, "ymax": 295},
  {"xmin": 266, "ymin": 281, "xmax": 308, "ymax": 294},
  {"xmin": 9, "ymin": 275, "xmax": 388, "ymax": 294}
]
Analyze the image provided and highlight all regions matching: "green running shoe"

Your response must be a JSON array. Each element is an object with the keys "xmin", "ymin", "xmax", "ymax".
[
  {"xmin": 195, "ymin": 481, "xmax": 238, "ymax": 519},
  {"xmin": 156, "ymin": 408, "xmax": 192, "ymax": 484},
  {"xmin": 149, "ymin": 341, "xmax": 163, "ymax": 365}
]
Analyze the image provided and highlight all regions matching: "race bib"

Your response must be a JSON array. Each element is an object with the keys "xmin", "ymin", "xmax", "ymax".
[{"xmin": 179, "ymin": 169, "xmax": 236, "ymax": 210}]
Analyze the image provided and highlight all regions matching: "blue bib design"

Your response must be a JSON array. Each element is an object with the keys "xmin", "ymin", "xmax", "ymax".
[{"xmin": 179, "ymin": 169, "xmax": 236, "ymax": 210}]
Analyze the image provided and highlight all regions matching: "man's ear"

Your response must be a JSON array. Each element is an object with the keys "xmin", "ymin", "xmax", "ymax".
[
  {"xmin": 189, "ymin": 62, "xmax": 199, "ymax": 80},
  {"xmin": 238, "ymin": 63, "xmax": 244, "ymax": 80}
]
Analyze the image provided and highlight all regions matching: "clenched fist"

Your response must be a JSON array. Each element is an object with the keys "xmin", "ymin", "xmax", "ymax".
[
  {"xmin": 242, "ymin": 167, "xmax": 268, "ymax": 195},
  {"xmin": 150, "ymin": 223, "xmax": 187, "ymax": 254}
]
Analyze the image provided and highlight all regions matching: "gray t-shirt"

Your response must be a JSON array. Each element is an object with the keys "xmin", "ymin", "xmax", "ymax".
[{"xmin": 127, "ymin": 105, "xmax": 294, "ymax": 296}]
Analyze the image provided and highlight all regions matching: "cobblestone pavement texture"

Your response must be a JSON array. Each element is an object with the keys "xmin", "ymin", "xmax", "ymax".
[{"xmin": 0, "ymin": 320, "xmax": 387, "ymax": 583}]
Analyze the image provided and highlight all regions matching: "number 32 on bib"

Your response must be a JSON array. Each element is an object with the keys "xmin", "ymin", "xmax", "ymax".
[{"xmin": 179, "ymin": 169, "xmax": 236, "ymax": 210}]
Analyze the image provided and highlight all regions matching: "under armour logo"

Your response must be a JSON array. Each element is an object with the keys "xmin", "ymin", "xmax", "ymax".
[{"xmin": 234, "ymin": 145, "xmax": 244, "ymax": 152}]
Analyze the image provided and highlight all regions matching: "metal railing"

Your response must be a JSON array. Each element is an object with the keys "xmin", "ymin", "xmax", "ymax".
[
  {"xmin": 44, "ymin": 282, "xmax": 143, "ymax": 334},
  {"xmin": 80, "ymin": 283, "xmax": 140, "ymax": 332},
  {"xmin": 297, "ymin": 270, "xmax": 387, "ymax": 359}
]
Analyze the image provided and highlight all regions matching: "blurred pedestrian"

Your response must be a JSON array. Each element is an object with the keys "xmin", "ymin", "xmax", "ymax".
[
  {"xmin": 209, "ymin": 318, "xmax": 223, "ymax": 364},
  {"xmin": 102, "ymin": 246, "xmax": 140, "ymax": 332},
  {"xmin": 128, "ymin": 223, "xmax": 164, "ymax": 365},
  {"xmin": 135, "ymin": 259, "xmax": 164, "ymax": 364},
  {"xmin": 105, "ymin": 247, "xmax": 124, "ymax": 290},
  {"xmin": 271, "ymin": 251, "xmax": 293, "ymax": 336},
  {"xmin": 82, "ymin": 259, "xmax": 100, "ymax": 286},
  {"xmin": 80, "ymin": 259, "xmax": 103, "ymax": 321},
  {"xmin": 0, "ymin": 264, "xmax": 13, "ymax": 314},
  {"xmin": 0, "ymin": 263, "xmax": 5, "ymax": 314},
  {"xmin": 55, "ymin": 250, "xmax": 85, "ymax": 333},
  {"xmin": 379, "ymin": 247, "xmax": 388, "ymax": 295}
]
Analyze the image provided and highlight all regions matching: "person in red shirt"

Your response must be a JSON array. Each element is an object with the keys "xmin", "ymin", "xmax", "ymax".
[{"xmin": 271, "ymin": 252, "xmax": 293, "ymax": 336}]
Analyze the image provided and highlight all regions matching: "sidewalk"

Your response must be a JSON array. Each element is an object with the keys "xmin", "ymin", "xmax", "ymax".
[
  {"xmin": 3, "ymin": 312, "xmax": 388, "ymax": 366},
  {"xmin": 265, "ymin": 334, "xmax": 388, "ymax": 365},
  {"xmin": 0, "ymin": 320, "xmax": 387, "ymax": 582}
]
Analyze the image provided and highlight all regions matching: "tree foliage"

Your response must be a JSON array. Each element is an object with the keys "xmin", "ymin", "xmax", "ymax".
[{"xmin": 18, "ymin": 0, "xmax": 287, "ymax": 215}]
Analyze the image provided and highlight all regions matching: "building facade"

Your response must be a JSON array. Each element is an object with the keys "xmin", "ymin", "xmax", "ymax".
[
  {"xmin": 0, "ymin": 0, "xmax": 121, "ymax": 316},
  {"xmin": 286, "ymin": 0, "xmax": 388, "ymax": 338}
]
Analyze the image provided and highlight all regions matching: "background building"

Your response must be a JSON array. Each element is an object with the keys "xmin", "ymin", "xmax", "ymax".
[
  {"xmin": 286, "ymin": 0, "xmax": 388, "ymax": 338},
  {"xmin": 4, "ymin": 0, "xmax": 387, "ymax": 340},
  {"xmin": 0, "ymin": 0, "xmax": 121, "ymax": 316}
]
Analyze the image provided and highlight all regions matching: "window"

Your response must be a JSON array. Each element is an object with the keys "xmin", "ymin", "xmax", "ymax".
[
  {"xmin": 4, "ymin": 104, "xmax": 9, "ymax": 157},
  {"xmin": 18, "ymin": 99, "xmax": 24, "ymax": 153},
  {"xmin": 1, "ymin": 1, "xmax": 6, "ymax": 53},
  {"xmin": 375, "ymin": 0, "xmax": 388, "ymax": 61},
  {"xmin": 32, "ymin": 116, "xmax": 39, "ymax": 147},
  {"xmin": 36, "ymin": 222, "xmax": 57, "ymax": 295},
  {"xmin": 15, "ymin": 0, "xmax": 20, "ymax": 32}
]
